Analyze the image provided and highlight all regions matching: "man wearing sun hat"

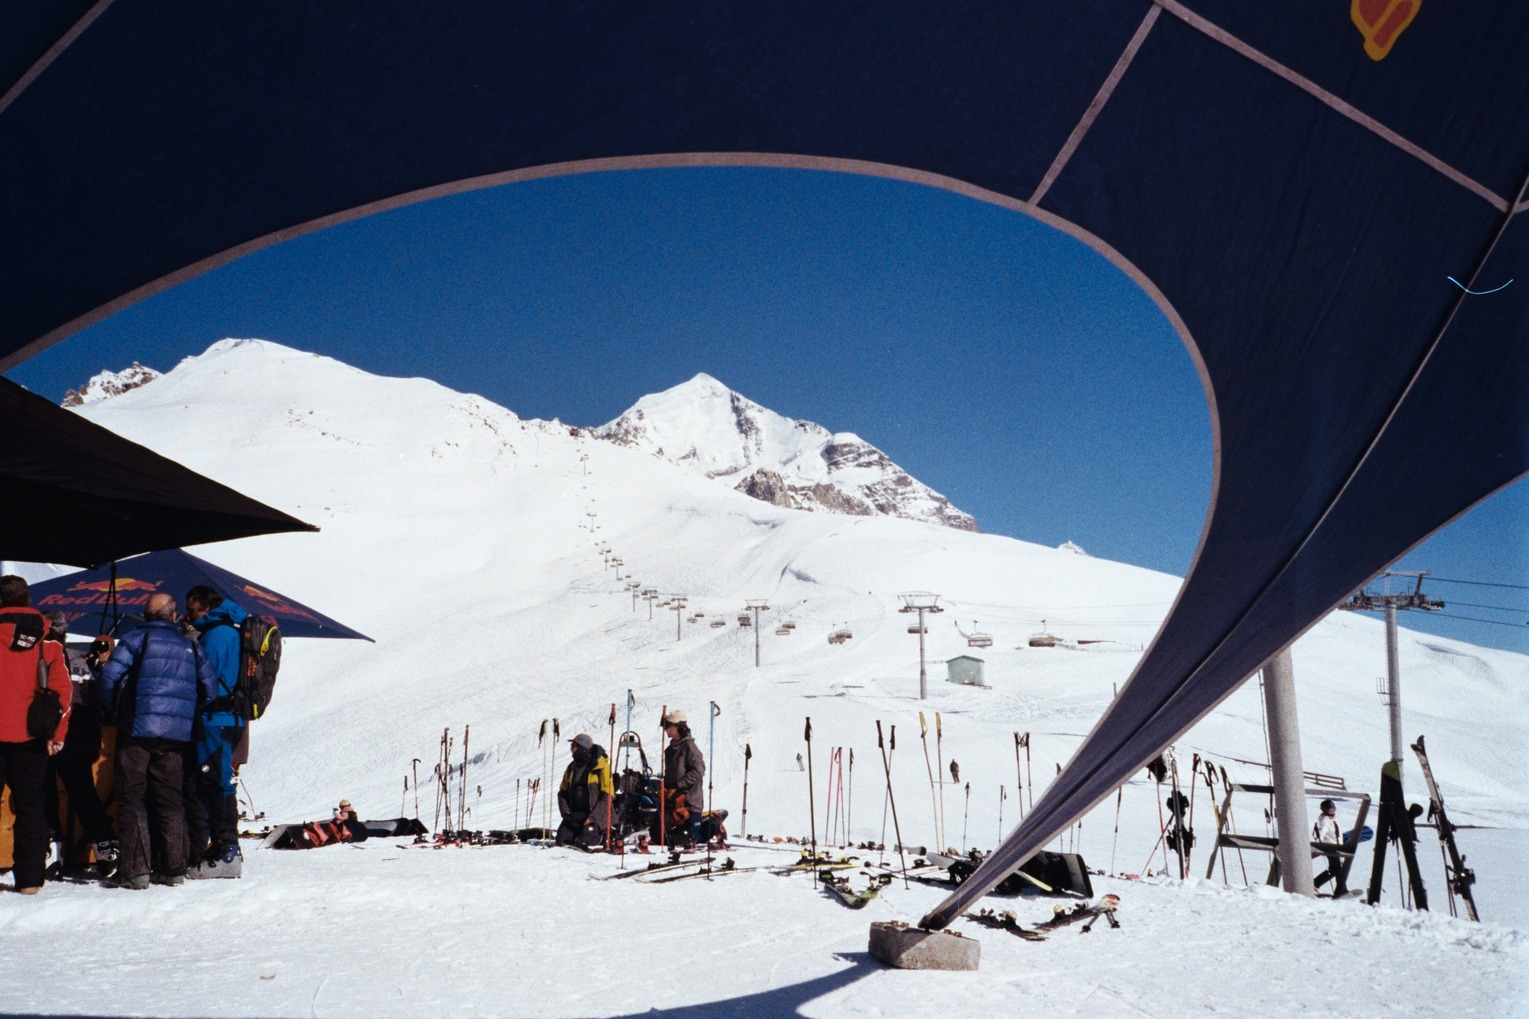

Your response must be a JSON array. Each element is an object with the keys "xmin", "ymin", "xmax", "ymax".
[{"xmin": 555, "ymin": 732, "xmax": 613, "ymax": 849}]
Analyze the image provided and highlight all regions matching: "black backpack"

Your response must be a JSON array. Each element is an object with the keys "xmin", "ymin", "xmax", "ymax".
[{"xmin": 234, "ymin": 614, "xmax": 282, "ymax": 721}]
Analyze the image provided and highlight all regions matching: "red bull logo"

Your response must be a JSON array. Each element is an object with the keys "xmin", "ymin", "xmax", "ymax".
[
  {"xmin": 241, "ymin": 584, "xmax": 319, "ymax": 622},
  {"xmin": 67, "ymin": 577, "xmax": 159, "ymax": 593},
  {"xmin": 1352, "ymin": 0, "xmax": 1419, "ymax": 61}
]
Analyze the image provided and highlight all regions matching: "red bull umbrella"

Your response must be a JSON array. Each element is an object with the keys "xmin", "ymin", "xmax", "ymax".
[{"xmin": 30, "ymin": 548, "xmax": 372, "ymax": 642}]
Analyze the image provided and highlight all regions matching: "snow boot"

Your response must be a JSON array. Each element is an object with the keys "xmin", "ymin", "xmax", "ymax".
[
  {"xmin": 94, "ymin": 839, "xmax": 120, "ymax": 881},
  {"xmin": 110, "ymin": 873, "xmax": 150, "ymax": 891},
  {"xmin": 190, "ymin": 843, "xmax": 243, "ymax": 880}
]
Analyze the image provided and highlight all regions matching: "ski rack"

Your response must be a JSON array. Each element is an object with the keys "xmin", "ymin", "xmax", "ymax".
[{"xmin": 1205, "ymin": 783, "xmax": 1370, "ymax": 889}]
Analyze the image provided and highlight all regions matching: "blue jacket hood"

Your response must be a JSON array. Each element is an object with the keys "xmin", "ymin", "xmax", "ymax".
[{"xmin": 192, "ymin": 600, "xmax": 248, "ymax": 633}]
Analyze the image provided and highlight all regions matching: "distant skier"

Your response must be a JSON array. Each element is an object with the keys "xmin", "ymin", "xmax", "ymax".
[{"xmin": 1312, "ymin": 798, "xmax": 1348, "ymax": 896}]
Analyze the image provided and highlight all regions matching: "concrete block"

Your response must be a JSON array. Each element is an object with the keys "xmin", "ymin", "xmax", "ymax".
[{"xmin": 867, "ymin": 921, "xmax": 981, "ymax": 971}]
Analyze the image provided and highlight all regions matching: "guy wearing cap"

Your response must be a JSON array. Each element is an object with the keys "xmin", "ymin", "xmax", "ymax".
[
  {"xmin": 555, "ymin": 732, "xmax": 613, "ymax": 849},
  {"xmin": 659, "ymin": 710, "xmax": 705, "ymax": 848}
]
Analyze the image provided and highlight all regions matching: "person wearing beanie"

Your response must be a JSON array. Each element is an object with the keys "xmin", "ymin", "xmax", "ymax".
[{"xmin": 556, "ymin": 732, "xmax": 613, "ymax": 849}]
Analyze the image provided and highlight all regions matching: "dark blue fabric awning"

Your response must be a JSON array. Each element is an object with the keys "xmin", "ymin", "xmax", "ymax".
[{"xmin": 3, "ymin": 1, "xmax": 1524, "ymax": 924}]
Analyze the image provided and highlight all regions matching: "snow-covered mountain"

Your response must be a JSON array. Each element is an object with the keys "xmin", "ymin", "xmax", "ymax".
[
  {"xmin": 593, "ymin": 373, "xmax": 978, "ymax": 531},
  {"xmin": 60, "ymin": 361, "xmax": 161, "ymax": 407},
  {"xmin": 18, "ymin": 337, "xmax": 1526, "ymax": 1017}
]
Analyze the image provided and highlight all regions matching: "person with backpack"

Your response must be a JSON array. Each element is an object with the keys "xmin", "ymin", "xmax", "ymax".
[
  {"xmin": 182, "ymin": 584, "xmax": 248, "ymax": 878},
  {"xmin": 0, "ymin": 576, "xmax": 71, "ymax": 894},
  {"xmin": 556, "ymin": 733, "xmax": 613, "ymax": 849},
  {"xmin": 99, "ymin": 592, "xmax": 216, "ymax": 889}
]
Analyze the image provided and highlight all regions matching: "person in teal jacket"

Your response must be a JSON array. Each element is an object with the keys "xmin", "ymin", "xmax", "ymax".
[{"xmin": 183, "ymin": 584, "xmax": 247, "ymax": 878}]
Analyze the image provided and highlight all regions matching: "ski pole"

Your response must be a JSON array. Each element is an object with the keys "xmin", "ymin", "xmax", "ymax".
[
  {"xmin": 935, "ymin": 712, "xmax": 947, "ymax": 852},
  {"xmin": 412, "ymin": 758, "xmax": 421, "ymax": 821},
  {"xmin": 707, "ymin": 702, "xmax": 719, "ymax": 822},
  {"xmin": 401, "ymin": 775, "xmax": 408, "ymax": 817},
  {"xmin": 741, "ymin": 743, "xmax": 752, "ymax": 839},
  {"xmin": 846, "ymin": 748, "xmax": 854, "ymax": 845},
  {"xmin": 707, "ymin": 702, "xmax": 719, "ymax": 867},
  {"xmin": 549, "ymin": 719, "xmax": 561, "ymax": 843},
  {"xmin": 962, "ymin": 782, "xmax": 970, "ymax": 854},
  {"xmin": 1186, "ymin": 752, "xmax": 1200, "ymax": 877},
  {"xmin": 460, "ymin": 724, "xmax": 470, "ymax": 833},
  {"xmin": 623, "ymin": 690, "xmax": 634, "ymax": 774},
  {"xmin": 1013, "ymin": 732, "xmax": 1025, "ymax": 822},
  {"xmin": 998, "ymin": 785, "xmax": 1005, "ymax": 845},
  {"xmin": 804, "ymin": 717, "xmax": 817, "ymax": 861},
  {"xmin": 1024, "ymin": 732, "xmax": 1034, "ymax": 812},
  {"xmin": 919, "ymin": 713, "xmax": 938, "ymax": 851},
  {"xmin": 823, "ymin": 747, "xmax": 838, "ymax": 847},
  {"xmin": 658, "ymin": 704, "xmax": 668, "ymax": 849},
  {"xmin": 875, "ymin": 720, "xmax": 909, "ymax": 888},
  {"xmin": 1110, "ymin": 785, "xmax": 1124, "ymax": 875},
  {"xmin": 544, "ymin": 712, "xmax": 556, "ymax": 832}
]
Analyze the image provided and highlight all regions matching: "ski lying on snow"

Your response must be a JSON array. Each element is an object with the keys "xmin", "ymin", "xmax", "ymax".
[
  {"xmin": 965, "ymin": 909, "xmax": 1048, "ymax": 941},
  {"xmin": 819, "ymin": 871, "xmax": 893, "ymax": 909},
  {"xmin": 1033, "ymin": 894, "xmax": 1121, "ymax": 933}
]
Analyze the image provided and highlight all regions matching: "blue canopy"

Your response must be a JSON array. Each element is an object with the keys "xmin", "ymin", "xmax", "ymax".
[
  {"xmin": 30, "ymin": 548, "xmax": 372, "ymax": 643},
  {"xmin": 2, "ymin": 2, "xmax": 1523, "ymax": 925}
]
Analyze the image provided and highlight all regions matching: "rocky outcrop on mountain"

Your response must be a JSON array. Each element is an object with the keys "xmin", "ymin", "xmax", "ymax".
[
  {"xmin": 61, "ymin": 363, "xmax": 162, "ymax": 407},
  {"xmin": 595, "ymin": 373, "xmax": 977, "ymax": 531}
]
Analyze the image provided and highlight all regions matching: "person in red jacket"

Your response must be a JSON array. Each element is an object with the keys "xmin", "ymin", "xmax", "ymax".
[{"xmin": 0, "ymin": 576, "xmax": 71, "ymax": 894}]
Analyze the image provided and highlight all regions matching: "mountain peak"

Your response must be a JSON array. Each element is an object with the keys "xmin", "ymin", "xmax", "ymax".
[
  {"xmin": 60, "ymin": 362, "xmax": 162, "ymax": 407},
  {"xmin": 594, "ymin": 378, "xmax": 977, "ymax": 531}
]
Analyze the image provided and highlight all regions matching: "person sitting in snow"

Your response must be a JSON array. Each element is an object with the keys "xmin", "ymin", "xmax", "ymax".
[
  {"xmin": 656, "ymin": 710, "xmax": 705, "ymax": 848},
  {"xmin": 1312, "ymin": 798, "xmax": 1348, "ymax": 896},
  {"xmin": 556, "ymin": 733, "xmax": 612, "ymax": 849},
  {"xmin": 290, "ymin": 798, "xmax": 369, "ymax": 848}
]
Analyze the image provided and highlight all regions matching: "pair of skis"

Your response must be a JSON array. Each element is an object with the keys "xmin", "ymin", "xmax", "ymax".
[{"xmin": 966, "ymin": 893, "xmax": 1122, "ymax": 940}]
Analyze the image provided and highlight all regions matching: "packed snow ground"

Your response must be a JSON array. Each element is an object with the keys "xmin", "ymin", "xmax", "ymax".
[{"xmin": 5, "ymin": 340, "xmax": 1526, "ymax": 1017}]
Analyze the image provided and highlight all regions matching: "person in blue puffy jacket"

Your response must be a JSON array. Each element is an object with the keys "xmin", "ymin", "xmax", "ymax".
[
  {"xmin": 183, "ymin": 584, "xmax": 249, "ymax": 878},
  {"xmin": 99, "ymin": 593, "xmax": 216, "ymax": 888}
]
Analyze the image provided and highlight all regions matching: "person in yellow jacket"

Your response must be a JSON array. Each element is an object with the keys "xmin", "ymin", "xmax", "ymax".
[{"xmin": 556, "ymin": 733, "xmax": 613, "ymax": 850}]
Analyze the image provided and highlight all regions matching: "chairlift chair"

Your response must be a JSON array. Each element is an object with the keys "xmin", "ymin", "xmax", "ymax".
[
  {"xmin": 737, "ymin": 614, "xmax": 752, "ymax": 627},
  {"xmin": 775, "ymin": 626, "xmax": 792, "ymax": 636}
]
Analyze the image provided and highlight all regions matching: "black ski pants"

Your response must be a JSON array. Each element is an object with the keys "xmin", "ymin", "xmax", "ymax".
[
  {"xmin": 115, "ymin": 737, "xmax": 187, "ymax": 880},
  {"xmin": 0, "ymin": 740, "xmax": 49, "ymax": 889},
  {"xmin": 44, "ymin": 709, "xmax": 114, "ymax": 847}
]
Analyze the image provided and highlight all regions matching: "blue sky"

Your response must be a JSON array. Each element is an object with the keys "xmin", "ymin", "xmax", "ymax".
[{"xmin": 7, "ymin": 167, "xmax": 1524, "ymax": 653}]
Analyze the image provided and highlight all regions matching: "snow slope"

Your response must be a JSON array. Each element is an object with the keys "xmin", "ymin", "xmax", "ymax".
[{"xmin": 5, "ymin": 338, "xmax": 1525, "ymax": 1018}]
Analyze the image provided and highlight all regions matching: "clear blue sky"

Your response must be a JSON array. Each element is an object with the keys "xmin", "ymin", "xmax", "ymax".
[{"xmin": 7, "ymin": 167, "xmax": 1524, "ymax": 653}]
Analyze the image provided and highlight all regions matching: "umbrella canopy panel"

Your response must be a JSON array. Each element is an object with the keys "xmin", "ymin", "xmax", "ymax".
[
  {"xmin": 29, "ymin": 548, "xmax": 371, "ymax": 642},
  {"xmin": 0, "ymin": 379, "xmax": 316, "ymax": 567}
]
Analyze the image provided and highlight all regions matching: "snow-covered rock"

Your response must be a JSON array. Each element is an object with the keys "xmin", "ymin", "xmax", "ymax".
[
  {"xmin": 59, "ymin": 361, "xmax": 161, "ymax": 406},
  {"xmin": 594, "ymin": 372, "xmax": 978, "ymax": 531}
]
